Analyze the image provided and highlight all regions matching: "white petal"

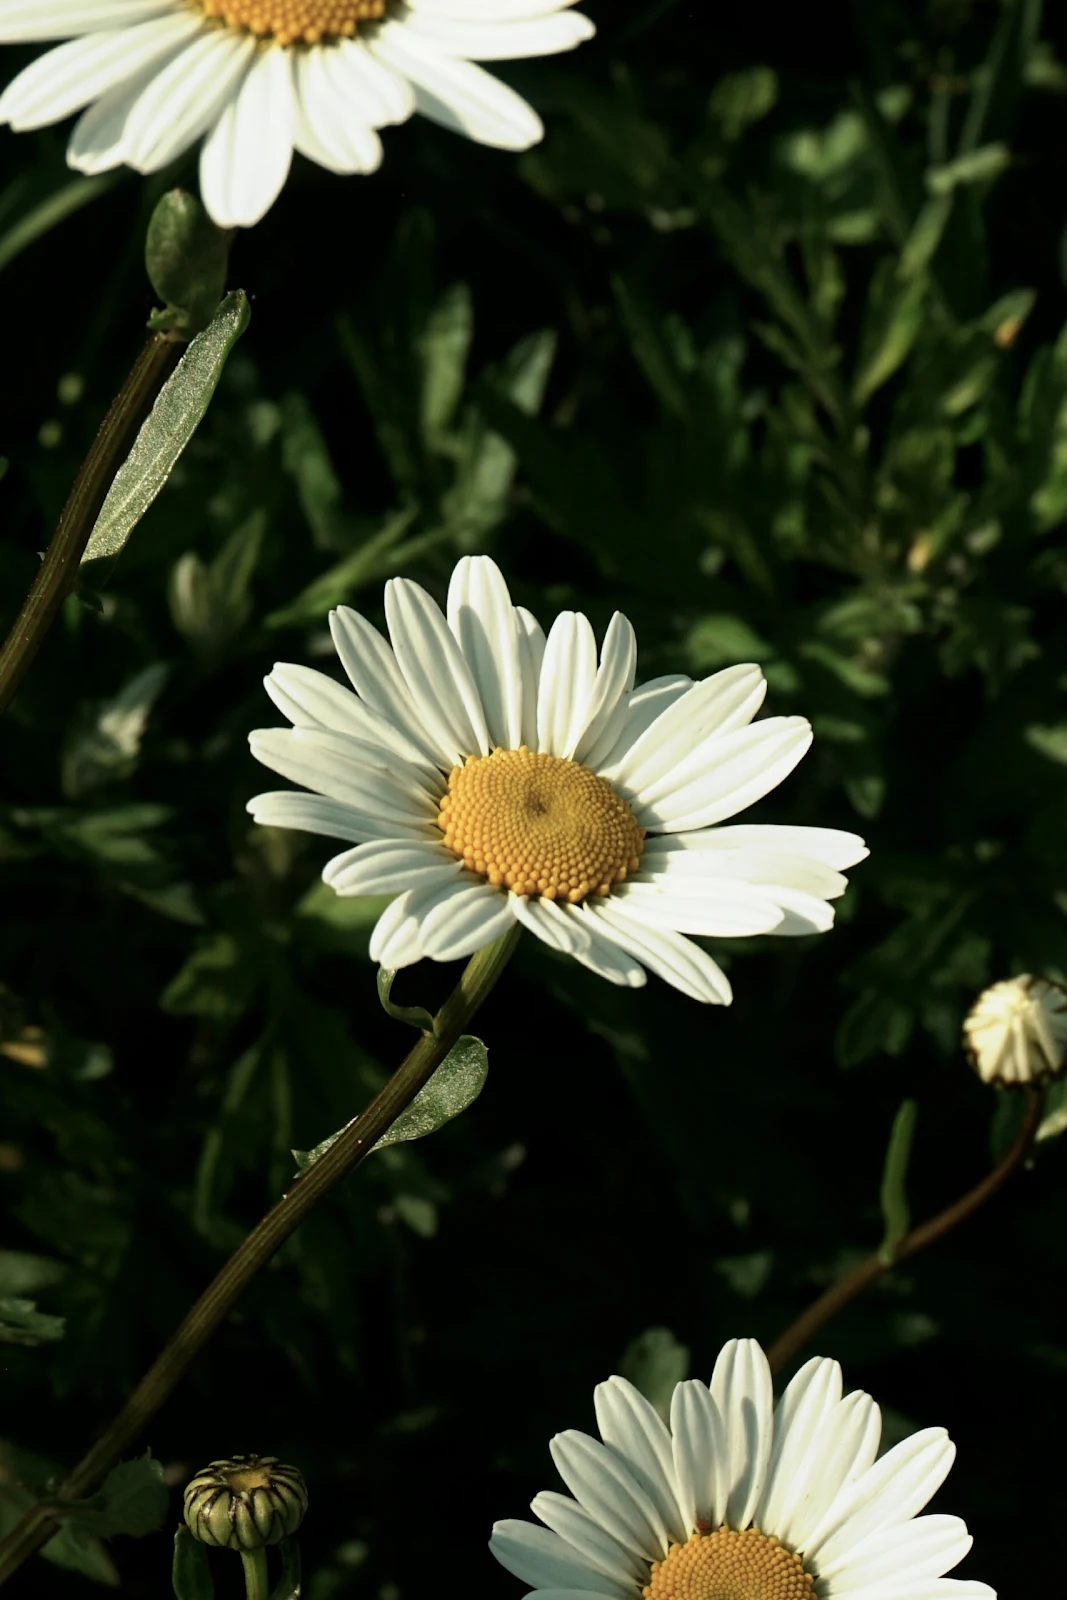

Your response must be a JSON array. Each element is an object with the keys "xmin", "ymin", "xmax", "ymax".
[
  {"xmin": 322, "ymin": 839, "xmax": 461, "ymax": 896},
  {"xmin": 565, "ymin": 906, "xmax": 647, "ymax": 988},
  {"xmin": 831, "ymin": 1582, "xmax": 994, "ymax": 1600},
  {"xmin": 670, "ymin": 1379, "xmax": 726, "ymax": 1532},
  {"xmin": 802, "ymin": 1429, "xmax": 955, "ymax": 1570},
  {"xmin": 779, "ymin": 1391, "xmax": 882, "ymax": 1551},
  {"xmin": 369, "ymin": 887, "xmax": 429, "ymax": 966},
  {"xmin": 386, "ymin": 576, "xmax": 490, "ymax": 763},
  {"xmin": 513, "ymin": 897, "xmax": 646, "ymax": 988},
  {"xmin": 537, "ymin": 611, "xmax": 597, "ymax": 758},
  {"xmin": 532, "ymin": 1492, "xmax": 646, "ymax": 1585},
  {"xmin": 293, "ymin": 47, "xmax": 382, "ymax": 173},
  {"xmin": 265, "ymin": 662, "xmax": 439, "ymax": 776},
  {"xmin": 416, "ymin": 879, "xmax": 516, "ymax": 960},
  {"xmin": 587, "ymin": 674, "xmax": 692, "ymax": 773},
  {"xmin": 66, "ymin": 46, "xmax": 181, "ymax": 172},
  {"xmin": 819, "ymin": 1515, "xmax": 973, "ymax": 1592},
  {"xmin": 673, "ymin": 824, "xmax": 869, "ymax": 872},
  {"xmin": 199, "ymin": 44, "xmax": 296, "ymax": 228},
  {"xmin": 489, "ymin": 1521, "xmax": 630, "ymax": 1597},
  {"xmin": 593, "ymin": 1377, "xmax": 688, "ymax": 1545},
  {"xmin": 400, "ymin": 8, "xmax": 594, "ymax": 59},
  {"xmin": 709, "ymin": 1339, "xmax": 772, "ymax": 1531},
  {"xmin": 324, "ymin": 34, "xmax": 415, "ymax": 124},
  {"xmin": 634, "ymin": 718, "xmax": 813, "ymax": 833},
  {"xmin": 119, "ymin": 25, "xmax": 253, "ymax": 173},
  {"xmin": 586, "ymin": 902, "xmax": 732, "ymax": 1004},
  {"xmin": 606, "ymin": 666, "xmax": 766, "ymax": 794},
  {"xmin": 756, "ymin": 1357, "xmax": 842, "ymax": 1534},
  {"xmin": 329, "ymin": 605, "xmax": 446, "ymax": 767},
  {"xmin": 407, "ymin": 0, "xmax": 584, "ymax": 15},
  {"xmin": 550, "ymin": 1431, "xmax": 670, "ymax": 1563},
  {"xmin": 570, "ymin": 612, "xmax": 637, "ymax": 764},
  {"xmin": 516, "ymin": 604, "xmax": 546, "ymax": 750},
  {"xmin": 0, "ymin": 0, "xmax": 168, "ymax": 40},
  {"xmin": 0, "ymin": 13, "xmax": 201, "ymax": 129},
  {"xmin": 248, "ymin": 727, "xmax": 436, "ymax": 823},
  {"xmin": 610, "ymin": 878, "xmax": 784, "ymax": 938},
  {"xmin": 447, "ymin": 554, "xmax": 524, "ymax": 751},
  {"xmin": 369, "ymin": 24, "xmax": 542, "ymax": 148},
  {"xmin": 246, "ymin": 790, "xmax": 380, "ymax": 845}
]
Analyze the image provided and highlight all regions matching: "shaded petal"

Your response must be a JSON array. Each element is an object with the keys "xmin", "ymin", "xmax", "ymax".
[
  {"xmin": 709, "ymin": 1338, "xmax": 772, "ymax": 1531},
  {"xmin": 550, "ymin": 1431, "xmax": 670, "ymax": 1563},
  {"xmin": 399, "ymin": 7, "xmax": 594, "ymax": 58},
  {"xmin": 777, "ymin": 1391, "xmax": 881, "ymax": 1551},
  {"xmin": 594, "ymin": 1378, "xmax": 688, "ymax": 1545},
  {"xmin": 516, "ymin": 604, "xmax": 546, "ymax": 750},
  {"xmin": 293, "ymin": 47, "xmax": 382, "ymax": 173},
  {"xmin": 513, "ymin": 897, "xmax": 645, "ymax": 988},
  {"xmin": 537, "ymin": 611, "xmax": 597, "ymax": 758},
  {"xmin": 246, "ymin": 790, "xmax": 383, "ymax": 845},
  {"xmin": 265, "ymin": 662, "xmax": 440, "ymax": 777},
  {"xmin": 571, "ymin": 612, "xmax": 638, "ymax": 764},
  {"xmin": 199, "ymin": 44, "xmax": 295, "ymax": 227},
  {"xmin": 670, "ymin": 1378, "xmax": 726, "ymax": 1532},
  {"xmin": 611, "ymin": 877, "xmax": 784, "ymax": 938},
  {"xmin": 634, "ymin": 718, "xmax": 813, "ymax": 833},
  {"xmin": 368, "ymin": 24, "xmax": 543, "ymax": 148},
  {"xmin": 322, "ymin": 839, "xmax": 461, "ymax": 896},
  {"xmin": 819, "ymin": 1515, "xmax": 972, "ymax": 1591},
  {"xmin": 386, "ymin": 576, "xmax": 490, "ymax": 763},
  {"xmin": 490, "ymin": 1521, "xmax": 631, "ymax": 1597},
  {"xmin": 0, "ymin": 0, "xmax": 169, "ymax": 40},
  {"xmin": 418, "ymin": 879, "xmax": 517, "ymax": 960},
  {"xmin": 447, "ymin": 554, "xmax": 524, "ymax": 751},
  {"xmin": 0, "ymin": 12, "xmax": 202, "ymax": 128},
  {"xmin": 756, "ymin": 1357, "xmax": 842, "ymax": 1534},
  {"xmin": 666, "ymin": 824, "xmax": 868, "ymax": 872},
  {"xmin": 369, "ymin": 886, "xmax": 433, "ymax": 966},
  {"xmin": 325, "ymin": 33, "xmax": 415, "ymax": 124},
  {"xmin": 802, "ymin": 1429, "xmax": 955, "ymax": 1570},
  {"xmin": 607, "ymin": 666, "xmax": 766, "ymax": 794},
  {"xmin": 532, "ymin": 1492, "xmax": 647, "ymax": 1585},
  {"xmin": 586, "ymin": 674, "xmax": 692, "ymax": 775},
  {"xmin": 248, "ymin": 727, "xmax": 436, "ymax": 823},
  {"xmin": 329, "ymin": 605, "xmax": 446, "ymax": 767},
  {"xmin": 586, "ymin": 902, "xmax": 732, "ymax": 1004}
]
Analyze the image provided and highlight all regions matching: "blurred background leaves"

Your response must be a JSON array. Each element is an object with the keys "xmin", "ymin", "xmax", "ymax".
[{"xmin": 2, "ymin": 0, "xmax": 1067, "ymax": 1594}]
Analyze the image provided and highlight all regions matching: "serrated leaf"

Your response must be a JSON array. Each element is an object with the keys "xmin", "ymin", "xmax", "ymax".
[
  {"xmin": 81, "ymin": 290, "xmax": 250, "ymax": 565},
  {"xmin": 62, "ymin": 1453, "xmax": 169, "ymax": 1540},
  {"xmin": 619, "ymin": 1328, "xmax": 689, "ymax": 1421},
  {"xmin": 293, "ymin": 1035, "xmax": 489, "ymax": 1173}
]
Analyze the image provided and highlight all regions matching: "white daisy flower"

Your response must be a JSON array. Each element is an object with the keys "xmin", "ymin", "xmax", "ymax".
[
  {"xmin": 247, "ymin": 555, "xmax": 867, "ymax": 1005},
  {"xmin": 963, "ymin": 973, "xmax": 1067, "ymax": 1087},
  {"xmin": 490, "ymin": 1337, "xmax": 994, "ymax": 1600},
  {"xmin": 0, "ymin": 0, "xmax": 594, "ymax": 228}
]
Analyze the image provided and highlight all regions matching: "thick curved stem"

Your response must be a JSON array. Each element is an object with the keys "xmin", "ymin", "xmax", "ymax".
[
  {"xmin": 766, "ymin": 1086, "xmax": 1044, "ymax": 1376},
  {"xmin": 0, "ymin": 926, "xmax": 520, "ymax": 1586}
]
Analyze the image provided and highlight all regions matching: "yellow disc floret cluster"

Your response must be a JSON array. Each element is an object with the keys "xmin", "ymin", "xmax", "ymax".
[
  {"xmin": 437, "ymin": 746, "xmax": 644, "ymax": 903},
  {"xmin": 644, "ymin": 1528, "xmax": 815, "ymax": 1600},
  {"xmin": 194, "ymin": 0, "xmax": 386, "ymax": 46}
]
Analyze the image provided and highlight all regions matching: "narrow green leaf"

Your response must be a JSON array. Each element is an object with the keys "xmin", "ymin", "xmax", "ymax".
[
  {"xmin": 377, "ymin": 968, "xmax": 434, "ymax": 1033},
  {"xmin": 853, "ymin": 261, "xmax": 927, "ymax": 405},
  {"xmin": 81, "ymin": 290, "xmax": 250, "ymax": 565},
  {"xmin": 173, "ymin": 1527, "xmax": 215, "ymax": 1600},
  {"xmin": 0, "ymin": 173, "xmax": 120, "ymax": 277},
  {"xmin": 293, "ymin": 1035, "xmax": 489, "ymax": 1173},
  {"xmin": 268, "ymin": 1538, "xmax": 302, "ymax": 1600},
  {"xmin": 879, "ymin": 1099, "xmax": 918, "ymax": 1263},
  {"xmin": 925, "ymin": 143, "xmax": 1011, "ymax": 195},
  {"xmin": 420, "ymin": 281, "xmax": 473, "ymax": 444}
]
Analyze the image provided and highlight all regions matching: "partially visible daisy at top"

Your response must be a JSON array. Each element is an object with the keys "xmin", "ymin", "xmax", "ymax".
[
  {"xmin": 0, "ymin": 0, "xmax": 594, "ymax": 228},
  {"xmin": 245, "ymin": 556, "xmax": 868, "ymax": 1004}
]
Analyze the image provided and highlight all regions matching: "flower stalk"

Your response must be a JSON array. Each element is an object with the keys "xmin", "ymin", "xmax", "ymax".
[
  {"xmin": 0, "ymin": 925, "xmax": 520, "ymax": 1587},
  {"xmin": 0, "ymin": 330, "xmax": 183, "ymax": 715},
  {"xmin": 766, "ymin": 1084, "xmax": 1044, "ymax": 1374},
  {"xmin": 240, "ymin": 1550, "xmax": 269, "ymax": 1600}
]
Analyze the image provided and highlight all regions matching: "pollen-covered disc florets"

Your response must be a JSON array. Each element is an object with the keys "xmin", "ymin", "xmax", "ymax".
[
  {"xmin": 963, "ymin": 973, "xmax": 1067, "ymax": 1086},
  {"xmin": 644, "ymin": 1528, "xmax": 815, "ymax": 1600},
  {"xmin": 183, "ymin": 1455, "xmax": 308, "ymax": 1550},
  {"xmin": 194, "ymin": 0, "xmax": 386, "ymax": 46},
  {"xmin": 437, "ymin": 745, "xmax": 645, "ymax": 903}
]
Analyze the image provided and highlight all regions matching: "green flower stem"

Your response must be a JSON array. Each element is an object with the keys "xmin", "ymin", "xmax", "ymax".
[
  {"xmin": 0, "ymin": 330, "xmax": 183, "ymax": 716},
  {"xmin": 240, "ymin": 1549, "xmax": 269, "ymax": 1600},
  {"xmin": 0, "ymin": 924, "xmax": 521, "ymax": 1588},
  {"xmin": 766, "ymin": 1084, "xmax": 1044, "ymax": 1375}
]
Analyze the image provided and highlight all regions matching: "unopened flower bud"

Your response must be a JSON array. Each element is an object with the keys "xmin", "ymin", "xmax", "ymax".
[
  {"xmin": 963, "ymin": 974, "xmax": 1067, "ymax": 1086},
  {"xmin": 183, "ymin": 1455, "xmax": 307, "ymax": 1551},
  {"xmin": 145, "ymin": 190, "xmax": 229, "ymax": 338}
]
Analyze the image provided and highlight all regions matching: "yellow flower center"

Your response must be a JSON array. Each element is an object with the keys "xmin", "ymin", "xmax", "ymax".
[
  {"xmin": 644, "ymin": 1529, "xmax": 815, "ymax": 1600},
  {"xmin": 437, "ymin": 746, "xmax": 645, "ymax": 903},
  {"xmin": 193, "ymin": 0, "xmax": 386, "ymax": 46}
]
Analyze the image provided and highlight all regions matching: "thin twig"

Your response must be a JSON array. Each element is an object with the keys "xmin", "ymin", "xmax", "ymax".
[
  {"xmin": 766, "ymin": 1086, "xmax": 1044, "ymax": 1375},
  {"xmin": 0, "ymin": 331, "xmax": 182, "ymax": 716},
  {"xmin": 0, "ymin": 926, "xmax": 520, "ymax": 1586}
]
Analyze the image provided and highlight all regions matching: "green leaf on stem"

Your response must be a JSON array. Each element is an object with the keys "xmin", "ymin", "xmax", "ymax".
[
  {"xmin": 81, "ymin": 290, "xmax": 250, "ymax": 567},
  {"xmin": 879, "ymin": 1099, "xmax": 918, "ymax": 1264},
  {"xmin": 619, "ymin": 1328, "xmax": 690, "ymax": 1422},
  {"xmin": 293, "ymin": 1035, "xmax": 489, "ymax": 1173},
  {"xmin": 172, "ymin": 1527, "xmax": 215, "ymax": 1600},
  {"xmin": 268, "ymin": 1537, "xmax": 302, "ymax": 1600},
  {"xmin": 57, "ymin": 1453, "xmax": 169, "ymax": 1540},
  {"xmin": 0, "ymin": 1295, "xmax": 65, "ymax": 1346},
  {"xmin": 377, "ymin": 968, "xmax": 435, "ymax": 1033}
]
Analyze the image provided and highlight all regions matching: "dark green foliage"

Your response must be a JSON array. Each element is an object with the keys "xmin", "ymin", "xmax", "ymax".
[{"xmin": 1, "ymin": 2, "xmax": 1067, "ymax": 1597}]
